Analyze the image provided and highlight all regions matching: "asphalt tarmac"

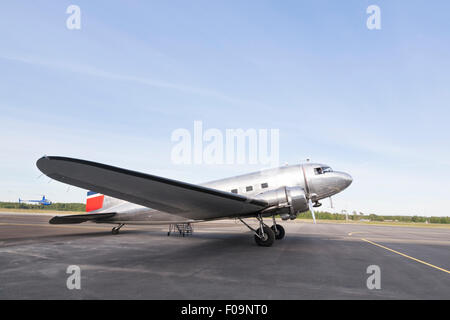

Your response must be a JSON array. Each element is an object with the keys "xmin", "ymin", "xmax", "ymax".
[{"xmin": 0, "ymin": 212, "xmax": 449, "ymax": 299}]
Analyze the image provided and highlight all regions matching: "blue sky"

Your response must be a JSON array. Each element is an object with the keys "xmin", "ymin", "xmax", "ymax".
[{"xmin": 1, "ymin": 1, "xmax": 449, "ymax": 216}]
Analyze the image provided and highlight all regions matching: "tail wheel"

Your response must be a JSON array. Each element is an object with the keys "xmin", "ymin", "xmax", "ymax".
[
  {"xmin": 271, "ymin": 225, "xmax": 285, "ymax": 240},
  {"xmin": 111, "ymin": 223, "xmax": 124, "ymax": 235},
  {"xmin": 254, "ymin": 226, "xmax": 275, "ymax": 247}
]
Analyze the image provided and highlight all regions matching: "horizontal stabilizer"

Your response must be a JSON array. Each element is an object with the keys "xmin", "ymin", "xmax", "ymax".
[{"xmin": 49, "ymin": 212, "xmax": 116, "ymax": 224}]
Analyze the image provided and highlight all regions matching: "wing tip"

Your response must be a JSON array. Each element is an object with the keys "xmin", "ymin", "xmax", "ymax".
[
  {"xmin": 36, "ymin": 155, "xmax": 74, "ymax": 174},
  {"xmin": 36, "ymin": 155, "xmax": 54, "ymax": 175}
]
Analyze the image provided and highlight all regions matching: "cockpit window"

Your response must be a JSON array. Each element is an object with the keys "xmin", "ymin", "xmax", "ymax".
[
  {"xmin": 322, "ymin": 166, "xmax": 333, "ymax": 173},
  {"xmin": 314, "ymin": 166, "xmax": 333, "ymax": 175}
]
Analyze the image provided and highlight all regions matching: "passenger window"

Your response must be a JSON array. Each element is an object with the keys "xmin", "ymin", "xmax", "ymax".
[
  {"xmin": 261, "ymin": 183, "xmax": 268, "ymax": 189},
  {"xmin": 231, "ymin": 189, "xmax": 238, "ymax": 194},
  {"xmin": 246, "ymin": 186, "xmax": 253, "ymax": 192}
]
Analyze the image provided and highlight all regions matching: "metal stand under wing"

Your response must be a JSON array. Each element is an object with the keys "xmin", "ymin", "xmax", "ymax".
[{"xmin": 167, "ymin": 223, "xmax": 193, "ymax": 237}]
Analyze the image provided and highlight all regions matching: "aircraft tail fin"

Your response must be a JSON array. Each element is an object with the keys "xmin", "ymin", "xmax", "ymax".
[
  {"xmin": 86, "ymin": 191, "xmax": 120, "ymax": 213},
  {"xmin": 86, "ymin": 191, "xmax": 105, "ymax": 212}
]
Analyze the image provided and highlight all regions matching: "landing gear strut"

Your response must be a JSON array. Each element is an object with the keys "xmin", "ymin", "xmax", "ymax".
[
  {"xmin": 239, "ymin": 214, "xmax": 275, "ymax": 247},
  {"xmin": 112, "ymin": 224, "xmax": 124, "ymax": 235}
]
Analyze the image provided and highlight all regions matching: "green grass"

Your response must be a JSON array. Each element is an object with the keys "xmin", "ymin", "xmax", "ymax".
[
  {"xmin": 0, "ymin": 201, "xmax": 85, "ymax": 212},
  {"xmin": 297, "ymin": 210, "xmax": 450, "ymax": 224},
  {"xmin": 0, "ymin": 208, "xmax": 84, "ymax": 215},
  {"xmin": 295, "ymin": 218, "xmax": 450, "ymax": 229}
]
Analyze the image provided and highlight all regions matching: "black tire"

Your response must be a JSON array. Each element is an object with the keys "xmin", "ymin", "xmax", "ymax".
[
  {"xmin": 271, "ymin": 224, "xmax": 285, "ymax": 240},
  {"xmin": 112, "ymin": 228, "xmax": 119, "ymax": 235},
  {"xmin": 254, "ymin": 226, "xmax": 275, "ymax": 247}
]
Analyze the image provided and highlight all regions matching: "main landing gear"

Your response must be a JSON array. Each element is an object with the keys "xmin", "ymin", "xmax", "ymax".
[
  {"xmin": 271, "ymin": 215, "xmax": 285, "ymax": 240},
  {"xmin": 111, "ymin": 223, "xmax": 125, "ymax": 235},
  {"xmin": 239, "ymin": 215, "xmax": 285, "ymax": 247}
]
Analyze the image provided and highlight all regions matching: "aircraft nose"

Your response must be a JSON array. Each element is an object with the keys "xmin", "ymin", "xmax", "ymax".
[
  {"xmin": 336, "ymin": 172, "xmax": 352, "ymax": 190},
  {"xmin": 341, "ymin": 172, "xmax": 353, "ymax": 188}
]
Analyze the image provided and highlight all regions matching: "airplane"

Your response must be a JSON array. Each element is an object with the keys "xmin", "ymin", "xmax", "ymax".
[
  {"xmin": 36, "ymin": 156, "xmax": 352, "ymax": 247},
  {"xmin": 19, "ymin": 195, "xmax": 52, "ymax": 206}
]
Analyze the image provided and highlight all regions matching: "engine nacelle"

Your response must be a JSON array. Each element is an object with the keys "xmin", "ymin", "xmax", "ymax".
[{"xmin": 255, "ymin": 186, "xmax": 309, "ymax": 220}]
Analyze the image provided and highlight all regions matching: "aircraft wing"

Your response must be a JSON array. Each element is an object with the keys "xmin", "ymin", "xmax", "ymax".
[{"xmin": 36, "ymin": 156, "xmax": 269, "ymax": 220}]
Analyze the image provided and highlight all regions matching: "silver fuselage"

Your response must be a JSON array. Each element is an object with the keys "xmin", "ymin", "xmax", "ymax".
[{"xmin": 101, "ymin": 163, "xmax": 352, "ymax": 224}]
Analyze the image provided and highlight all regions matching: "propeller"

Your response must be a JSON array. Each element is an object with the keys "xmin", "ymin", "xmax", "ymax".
[
  {"xmin": 301, "ymin": 163, "xmax": 317, "ymax": 224},
  {"xmin": 308, "ymin": 199, "xmax": 317, "ymax": 224}
]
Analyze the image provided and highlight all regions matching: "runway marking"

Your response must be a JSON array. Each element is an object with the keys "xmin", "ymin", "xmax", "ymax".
[
  {"xmin": 360, "ymin": 237, "xmax": 450, "ymax": 246},
  {"xmin": 1, "ymin": 249, "xmax": 50, "ymax": 260},
  {"xmin": 361, "ymin": 238, "xmax": 450, "ymax": 275},
  {"xmin": 348, "ymin": 232, "xmax": 364, "ymax": 236}
]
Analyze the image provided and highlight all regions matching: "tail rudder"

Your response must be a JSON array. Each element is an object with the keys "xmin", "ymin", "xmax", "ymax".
[
  {"xmin": 86, "ymin": 191, "xmax": 105, "ymax": 212},
  {"xmin": 86, "ymin": 191, "xmax": 120, "ymax": 212}
]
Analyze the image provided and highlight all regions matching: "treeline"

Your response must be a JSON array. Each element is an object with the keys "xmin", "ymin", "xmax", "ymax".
[
  {"xmin": 298, "ymin": 211, "xmax": 450, "ymax": 224},
  {"xmin": 0, "ymin": 202, "xmax": 85, "ymax": 212},
  {"xmin": 1, "ymin": 201, "xmax": 449, "ymax": 223}
]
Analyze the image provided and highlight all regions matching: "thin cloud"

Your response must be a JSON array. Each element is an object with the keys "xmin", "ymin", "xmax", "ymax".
[{"xmin": 0, "ymin": 55, "xmax": 268, "ymax": 109}]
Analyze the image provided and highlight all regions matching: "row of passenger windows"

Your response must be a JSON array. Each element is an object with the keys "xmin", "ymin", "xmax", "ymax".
[{"xmin": 231, "ymin": 182, "xmax": 268, "ymax": 194}]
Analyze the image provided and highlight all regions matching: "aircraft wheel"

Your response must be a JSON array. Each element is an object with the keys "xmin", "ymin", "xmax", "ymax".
[
  {"xmin": 271, "ymin": 224, "xmax": 285, "ymax": 240},
  {"xmin": 112, "ymin": 228, "xmax": 119, "ymax": 235},
  {"xmin": 254, "ymin": 226, "xmax": 275, "ymax": 247}
]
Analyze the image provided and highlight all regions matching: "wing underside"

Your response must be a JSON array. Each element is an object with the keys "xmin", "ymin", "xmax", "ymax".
[{"xmin": 37, "ymin": 156, "xmax": 269, "ymax": 220}]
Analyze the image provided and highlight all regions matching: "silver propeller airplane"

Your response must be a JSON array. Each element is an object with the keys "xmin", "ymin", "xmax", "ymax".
[{"xmin": 36, "ymin": 156, "xmax": 352, "ymax": 247}]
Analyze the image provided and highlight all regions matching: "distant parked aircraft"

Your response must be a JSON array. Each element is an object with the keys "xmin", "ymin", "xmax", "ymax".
[{"xmin": 19, "ymin": 195, "xmax": 52, "ymax": 206}]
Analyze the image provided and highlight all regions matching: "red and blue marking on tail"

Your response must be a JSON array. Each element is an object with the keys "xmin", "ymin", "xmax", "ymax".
[{"xmin": 86, "ymin": 191, "xmax": 104, "ymax": 212}]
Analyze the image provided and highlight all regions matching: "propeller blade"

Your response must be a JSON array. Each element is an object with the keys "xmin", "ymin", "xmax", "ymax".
[
  {"xmin": 329, "ymin": 196, "xmax": 333, "ymax": 209},
  {"xmin": 308, "ymin": 199, "xmax": 317, "ymax": 224}
]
